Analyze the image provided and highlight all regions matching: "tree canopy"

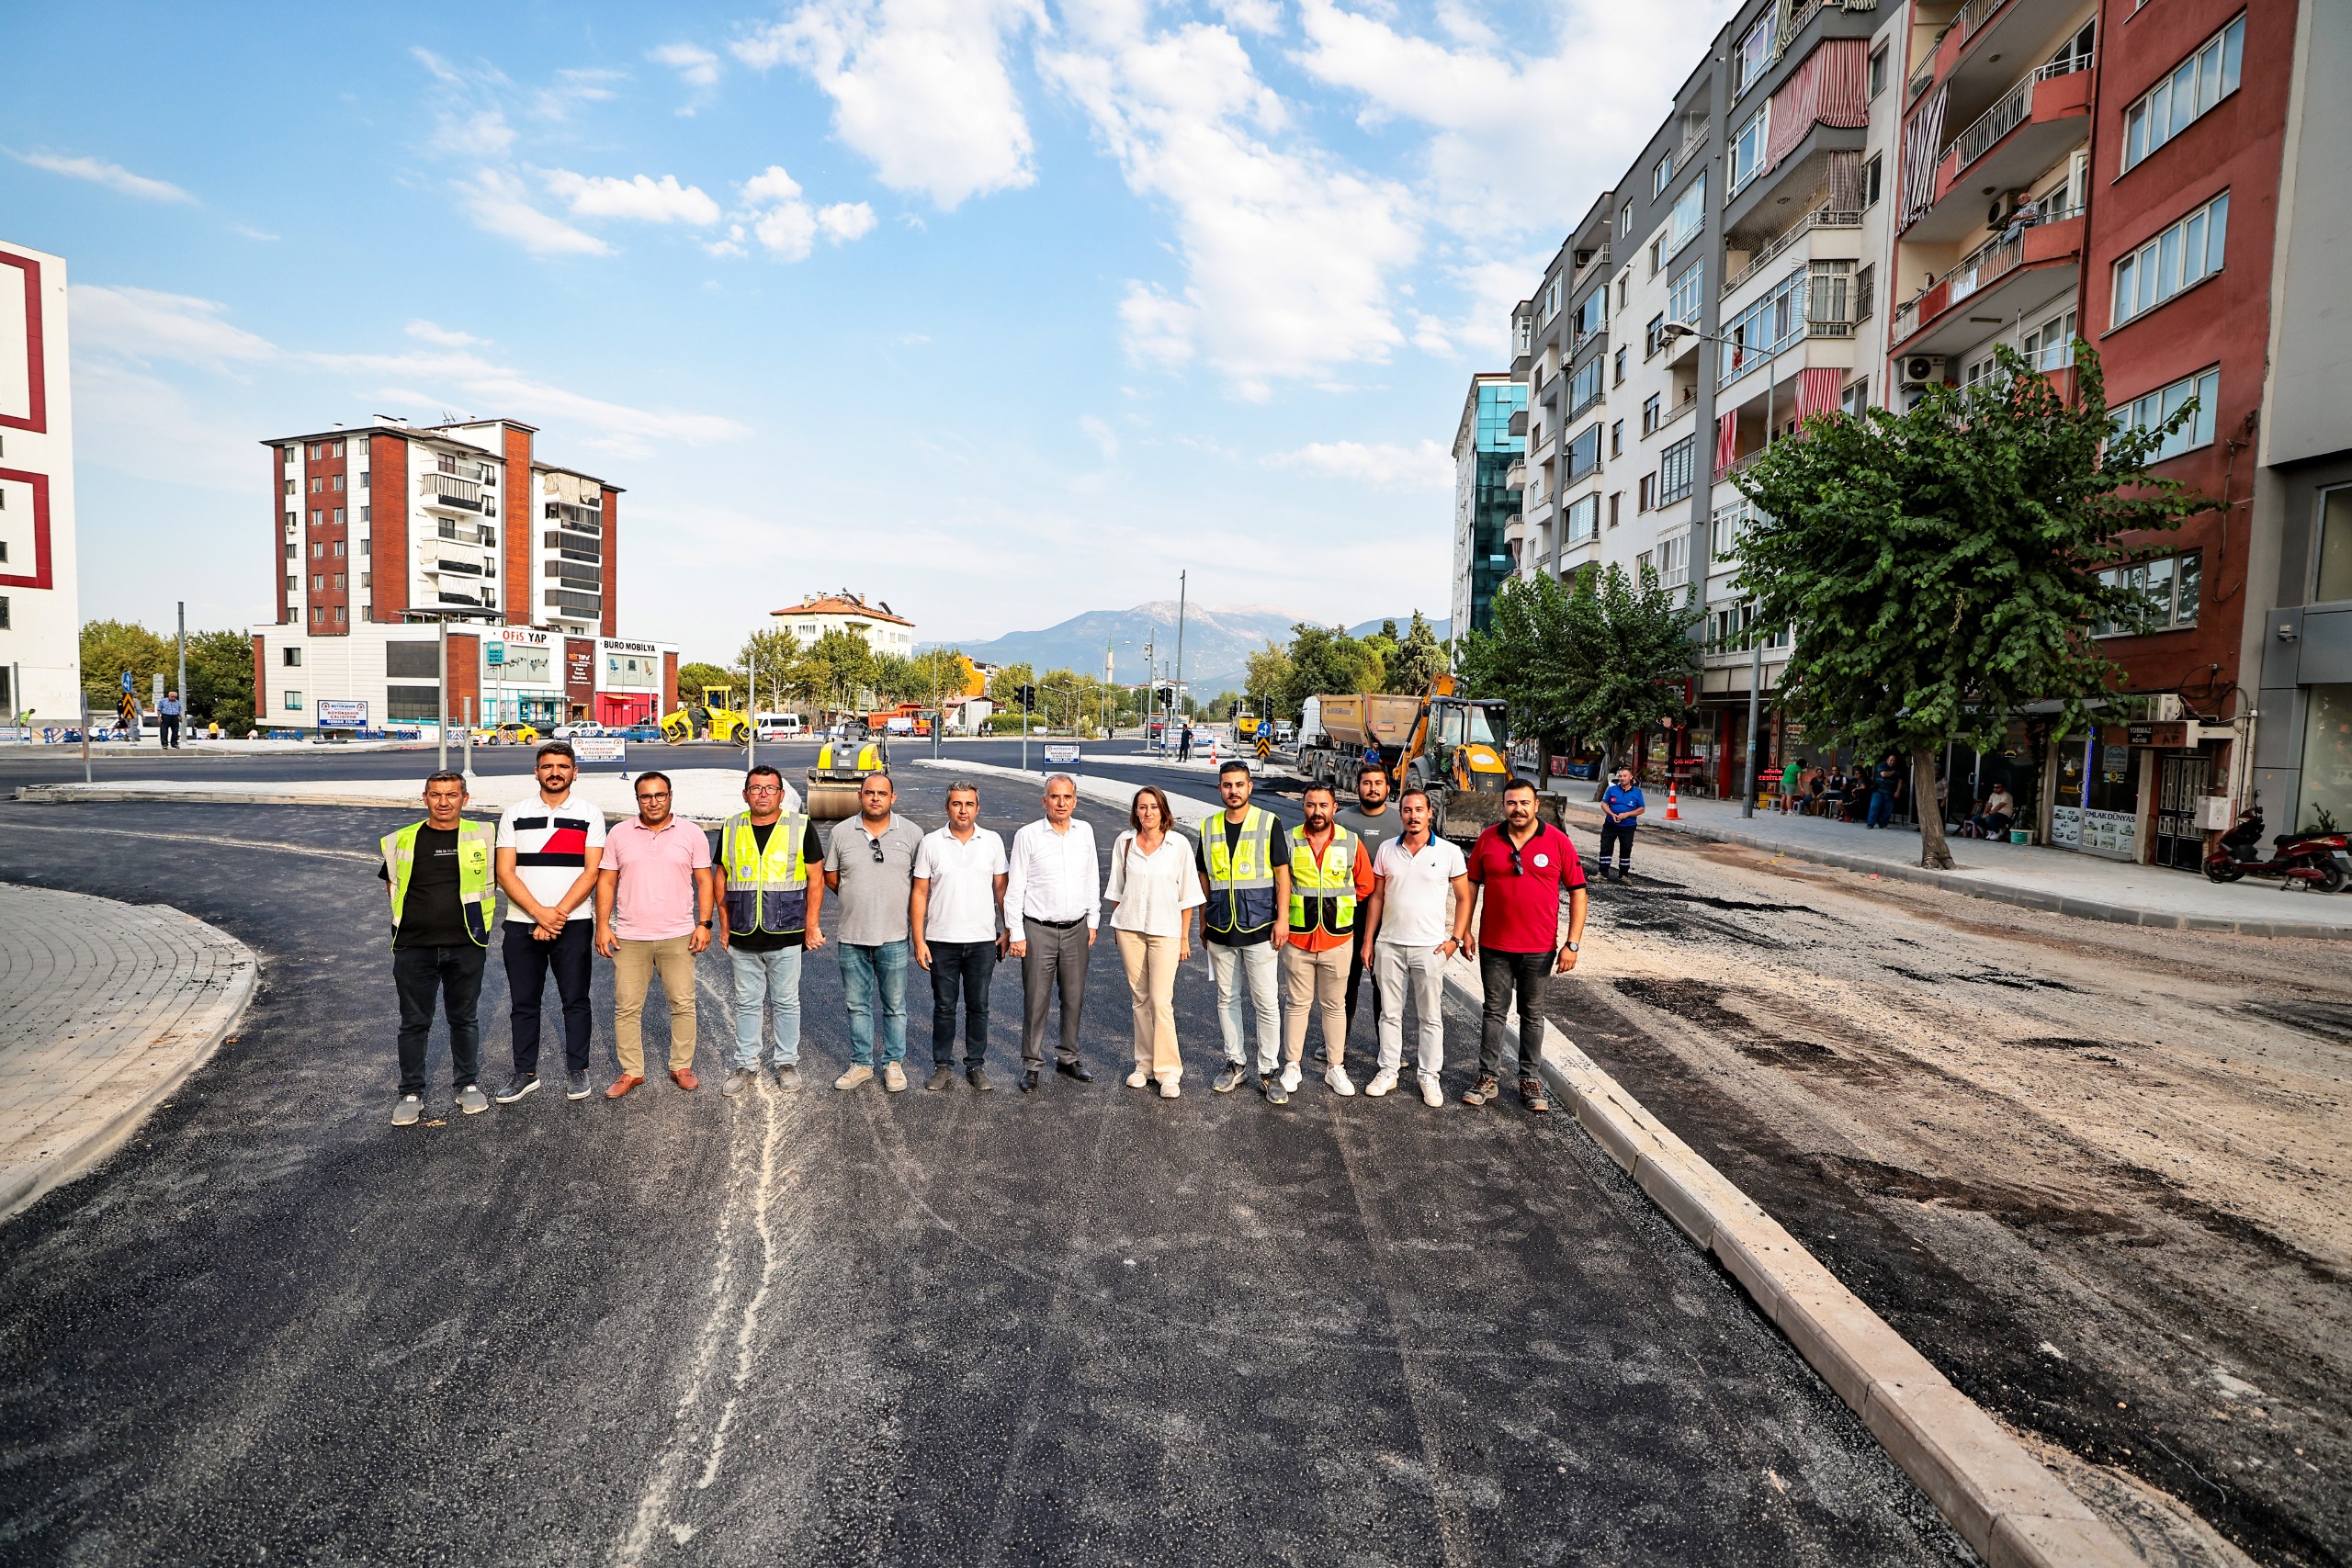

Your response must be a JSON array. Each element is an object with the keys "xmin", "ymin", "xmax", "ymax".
[{"xmin": 1733, "ymin": 343, "xmax": 2212, "ymax": 867}]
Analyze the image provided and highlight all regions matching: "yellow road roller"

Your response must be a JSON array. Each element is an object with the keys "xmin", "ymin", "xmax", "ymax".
[{"xmin": 807, "ymin": 734, "xmax": 888, "ymax": 821}]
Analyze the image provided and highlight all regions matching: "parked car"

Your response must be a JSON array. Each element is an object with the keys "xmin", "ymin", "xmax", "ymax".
[
  {"xmin": 755, "ymin": 714, "xmax": 805, "ymax": 740},
  {"xmin": 470, "ymin": 721, "xmax": 540, "ymax": 746},
  {"xmin": 620, "ymin": 723, "xmax": 665, "ymax": 742},
  {"xmin": 553, "ymin": 722, "xmax": 607, "ymax": 739}
]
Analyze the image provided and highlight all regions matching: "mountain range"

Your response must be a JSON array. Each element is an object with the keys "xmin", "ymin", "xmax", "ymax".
[{"xmin": 930, "ymin": 603, "xmax": 1451, "ymax": 694}]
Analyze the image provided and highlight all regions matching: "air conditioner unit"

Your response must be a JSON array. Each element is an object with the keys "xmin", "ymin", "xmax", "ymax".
[
  {"xmin": 1986, "ymin": 191, "xmax": 2023, "ymax": 228},
  {"xmin": 1902, "ymin": 355, "xmax": 1946, "ymax": 385},
  {"xmin": 2149, "ymin": 693, "xmax": 2184, "ymax": 722}
]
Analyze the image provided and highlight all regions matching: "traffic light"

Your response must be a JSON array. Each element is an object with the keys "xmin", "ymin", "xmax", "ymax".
[{"xmin": 1016, "ymin": 684, "xmax": 1036, "ymax": 712}]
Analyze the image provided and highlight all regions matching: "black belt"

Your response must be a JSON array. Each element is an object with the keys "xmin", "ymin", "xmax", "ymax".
[{"xmin": 1026, "ymin": 915, "xmax": 1083, "ymax": 930}]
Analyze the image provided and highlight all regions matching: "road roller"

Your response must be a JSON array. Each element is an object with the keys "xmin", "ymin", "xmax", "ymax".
[{"xmin": 807, "ymin": 734, "xmax": 888, "ymax": 821}]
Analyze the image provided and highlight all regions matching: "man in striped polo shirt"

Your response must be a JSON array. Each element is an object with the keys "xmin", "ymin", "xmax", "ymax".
[{"xmin": 492, "ymin": 742, "xmax": 606, "ymax": 1103}]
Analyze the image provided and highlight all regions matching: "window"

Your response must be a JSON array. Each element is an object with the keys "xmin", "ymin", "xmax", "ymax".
[
  {"xmin": 1649, "ymin": 239, "xmax": 1663, "ymax": 276},
  {"xmin": 286, "ymin": 690, "xmax": 304, "ymax": 709},
  {"xmin": 333, "ymin": 539, "xmax": 345, "ymax": 558},
  {"xmin": 334, "ymin": 605, "xmax": 346, "ymax": 624},
  {"xmin": 1645, "ymin": 314, "xmax": 1668, "ymax": 359},
  {"xmin": 332, "ymin": 474, "xmax": 344, "ymax": 491},
  {"xmin": 1730, "ymin": 104, "xmax": 1771, "ymax": 193},
  {"xmin": 284, "ymin": 542, "xmax": 296, "ymax": 560},
  {"xmin": 1665, "ymin": 172, "xmax": 1705, "ymax": 259},
  {"xmin": 1653, "ymin": 150, "xmax": 1675, "ymax": 197},
  {"xmin": 310, "ymin": 606, "xmax": 322, "ymax": 624},
  {"xmin": 333, "ymin": 507, "xmax": 345, "ymax": 525},
  {"xmin": 2096, "ymin": 552, "xmax": 2202, "ymax": 635},
  {"xmin": 333, "ymin": 573, "xmax": 346, "ymax": 590},
  {"xmin": 282, "ymin": 479, "xmax": 294, "ymax": 496},
  {"xmin": 0, "ymin": 596, "xmax": 7, "ymax": 630},
  {"xmin": 310, "ymin": 509, "xmax": 322, "ymax": 526},
  {"xmin": 2314, "ymin": 487, "xmax": 2352, "ymax": 603},
  {"xmin": 1636, "ymin": 549, "xmax": 1654, "ymax": 576},
  {"xmin": 1962, "ymin": 353, "xmax": 2004, "ymax": 389},
  {"xmin": 2123, "ymin": 15, "xmax": 2245, "ymax": 173},
  {"xmin": 1574, "ymin": 290, "xmax": 1605, "ymax": 339},
  {"xmin": 331, "ymin": 440, "xmax": 344, "ymax": 457},
  {"xmin": 285, "ymin": 574, "xmax": 297, "ymax": 592},
  {"xmin": 1736, "ymin": 12, "xmax": 1776, "ymax": 95},
  {"xmin": 1538, "ymin": 276, "xmax": 1563, "ymax": 326},
  {"xmin": 1668, "ymin": 259, "xmax": 1702, "ymax": 325},
  {"xmin": 310, "ymin": 477, "xmax": 323, "ymax": 493},
  {"xmin": 1658, "ymin": 434, "xmax": 1696, "ymax": 505},
  {"xmin": 2021, "ymin": 307, "xmax": 2077, "ymax": 371},
  {"xmin": 1862, "ymin": 154, "xmax": 1883, "ymax": 209},
  {"xmin": 1712, "ymin": 499, "xmax": 1752, "ymax": 560},
  {"xmin": 284, "ymin": 511, "xmax": 296, "ymax": 528},
  {"xmin": 307, "ymin": 443, "xmax": 320, "ymax": 459},
  {"xmin": 1566, "ymin": 493, "xmax": 1601, "ymax": 544},
  {"xmin": 1640, "ymin": 474, "xmax": 1658, "ymax": 511},
  {"xmin": 2120, "ymin": 367, "xmax": 2220, "ymax": 461},
  {"xmin": 1618, "ymin": 200, "xmax": 1634, "ymax": 238},
  {"xmin": 1643, "ymin": 392, "xmax": 1664, "ymax": 434},
  {"xmin": 1613, "ymin": 346, "xmax": 1627, "ymax": 385},
  {"xmin": 1611, "ymin": 420, "xmax": 1624, "ymax": 457},
  {"xmin": 2112, "ymin": 191, "xmax": 2227, "ymax": 325},
  {"xmin": 1842, "ymin": 378, "xmax": 1870, "ymax": 417},
  {"xmin": 1855, "ymin": 264, "xmax": 1875, "ymax": 322},
  {"xmin": 1569, "ymin": 356, "xmax": 1604, "ymax": 414},
  {"xmin": 1566, "ymin": 423, "xmax": 1602, "ymax": 481},
  {"xmin": 311, "ymin": 541, "xmax": 324, "ymax": 558},
  {"xmin": 360, "ymin": 505, "xmax": 370, "ymax": 525},
  {"xmin": 312, "ymin": 573, "xmax": 326, "ymax": 591},
  {"xmin": 1608, "ymin": 492, "xmax": 1622, "ymax": 528},
  {"xmin": 1617, "ymin": 276, "xmax": 1628, "ymax": 310},
  {"xmin": 1868, "ymin": 43, "xmax": 1888, "ymax": 98}
]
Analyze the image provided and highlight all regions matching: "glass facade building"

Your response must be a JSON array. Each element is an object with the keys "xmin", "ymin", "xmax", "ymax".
[{"xmin": 1453, "ymin": 377, "xmax": 1527, "ymax": 637}]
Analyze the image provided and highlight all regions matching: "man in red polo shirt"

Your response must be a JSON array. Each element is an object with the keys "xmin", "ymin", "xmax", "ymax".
[{"xmin": 1463, "ymin": 778, "xmax": 1588, "ymax": 1112}]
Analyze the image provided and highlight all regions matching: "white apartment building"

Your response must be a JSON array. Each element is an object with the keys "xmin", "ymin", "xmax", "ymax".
[
  {"xmin": 771, "ymin": 591, "xmax": 917, "ymax": 656},
  {"xmin": 252, "ymin": 620, "xmax": 677, "ymax": 733},
  {"xmin": 0, "ymin": 236, "xmax": 80, "ymax": 726}
]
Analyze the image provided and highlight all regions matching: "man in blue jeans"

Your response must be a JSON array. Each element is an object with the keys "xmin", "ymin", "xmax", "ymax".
[
  {"xmin": 1867, "ymin": 751, "xmax": 1904, "ymax": 829},
  {"xmin": 820, "ymin": 773, "xmax": 924, "ymax": 1091},
  {"xmin": 1597, "ymin": 767, "xmax": 1645, "ymax": 881},
  {"xmin": 911, "ymin": 781, "xmax": 1009, "ymax": 1091},
  {"xmin": 713, "ymin": 765, "xmax": 826, "ymax": 1097}
]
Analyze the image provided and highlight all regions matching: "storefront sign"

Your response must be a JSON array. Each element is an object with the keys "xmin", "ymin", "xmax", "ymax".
[
  {"xmin": 2052, "ymin": 805, "xmax": 2136, "ymax": 859},
  {"xmin": 2128, "ymin": 722, "xmax": 2187, "ymax": 748}
]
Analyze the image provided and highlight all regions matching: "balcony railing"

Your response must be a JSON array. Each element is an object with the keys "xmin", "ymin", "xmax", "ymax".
[
  {"xmin": 1946, "ymin": 232, "xmax": 2026, "ymax": 306},
  {"xmin": 1723, "ymin": 207, "xmax": 1863, "ymax": 296},
  {"xmin": 422, "ymin": 473, "xmax": 482, "ymax": 512},
  {"xmin": 1951, "ymin": 56, "xmax": 2091, "ymax": 167},
  {"xmin": 1957, "ymin": 0, "xmax": 2010, "ymax": 43}
]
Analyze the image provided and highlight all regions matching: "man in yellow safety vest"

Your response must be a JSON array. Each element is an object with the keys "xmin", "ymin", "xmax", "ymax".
[
  {"xmin": 1194, "ymin": 760, "xmax": 1290, "ymax": 1099},
  {"xmin": 1276, "ymin": 783, "xmax": 1377, "ymax": 1100},
  {"xmin": 378, "ymin": 770, "xmax": 498, "ymax": 1126},
  {"xmin": 713, "ymin": 764, "xmax": 826, "ymax": 1096}
]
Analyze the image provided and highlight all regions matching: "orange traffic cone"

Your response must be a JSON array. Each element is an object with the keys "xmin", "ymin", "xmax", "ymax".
[{"xmin": 1666, "ymin": 782, "xmax": 1681, "ymax": 820}]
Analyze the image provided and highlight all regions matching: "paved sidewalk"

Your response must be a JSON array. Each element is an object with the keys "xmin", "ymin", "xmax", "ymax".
[
  {"xmin": 0, "ymin": 884, "xmax": 257, "ymax": 1220},
  {"xmin": 1553, "ymin": 788, "xmax": 2352, "ymax": 939}
]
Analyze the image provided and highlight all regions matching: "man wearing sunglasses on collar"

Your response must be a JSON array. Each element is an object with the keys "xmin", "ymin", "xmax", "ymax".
[
  {"xmin": 820, "ymin": 773, "xmax": 925, "ymax": 1092},
  {"xmin": 1461, "ymin": 778, "xmax": 1587, "ymax": 1113}
]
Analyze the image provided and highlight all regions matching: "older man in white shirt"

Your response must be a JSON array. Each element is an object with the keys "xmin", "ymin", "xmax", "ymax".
[{"xmin": 1005, "ymin": 773, "xmax": 1100, "ymax": 1092}]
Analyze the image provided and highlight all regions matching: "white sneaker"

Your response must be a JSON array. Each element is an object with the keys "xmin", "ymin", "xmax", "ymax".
[
  {"xmin": 1364, "ymin": 1067, "xmax": 1397, "ymax": 1098},
  {"xmin": 1419, "ymin": 1073, "xmax": 1444, "ymax": 1108},
  {"xmin": 1126, "ymin": 1067, "xmax": 1150, "ymax": 1089},
  {"xmin": 1158, "ymin": 1078, "xmax": 1182, "ymax": 1099},
  {"xmin": 1279, "ymin": 1064, "xmax": 1302, "ymax": 1094},
  {"xmin": 1325, "ymin": 1066, "xmax": 1356, "ymax": 1097},
  {"xmin": 833, "ymin": 1064, "xmax": 874, "ymax": 1091}
]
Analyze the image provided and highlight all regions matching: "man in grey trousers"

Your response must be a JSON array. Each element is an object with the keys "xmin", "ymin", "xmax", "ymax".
[{"xmin": 1004, "ymin": 774, "xmax": 1099, "ymax": 1092}]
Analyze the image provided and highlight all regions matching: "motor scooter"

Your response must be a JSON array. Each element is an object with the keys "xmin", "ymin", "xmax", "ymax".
[{"xmin": 2203, "ymin": 804, "xmax": 2352, "ymax": 893}]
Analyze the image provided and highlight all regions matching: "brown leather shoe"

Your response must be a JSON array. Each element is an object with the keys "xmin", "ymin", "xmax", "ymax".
[
  {"xmin": 605, "ymin": 1073, "xmax": 644, "ymax": 1100},
  {"xmin": 670, "ymin": 1066, "xmax": 700, "ymax": 1091}
]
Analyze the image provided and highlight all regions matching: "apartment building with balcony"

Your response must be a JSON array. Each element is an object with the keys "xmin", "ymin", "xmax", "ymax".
[{"xmin": 263, "ymin": 414, "xmax": 621, "ymax": 641}]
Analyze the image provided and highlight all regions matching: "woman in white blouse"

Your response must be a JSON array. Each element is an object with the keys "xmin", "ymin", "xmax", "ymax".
[{"xmin": 1104, "ymin": 785, "xmax": 1205, "ymax": 1097}]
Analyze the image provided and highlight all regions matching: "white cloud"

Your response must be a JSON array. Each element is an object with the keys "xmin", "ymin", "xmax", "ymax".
[
  {"xmin": 72, "ymin": 286, "xmax": 277, "ymax": 369},
  {"xmin": 531, "ymin": 67, "xmax": 627, "ymax": 121},
  {"xmin": 741, "ymin": 165, "xmax": 807, "ymax": 206},
  {"xmin": 1211, "ymin": 0, "xmax": 1282, "ymax": 35},
  {"xmin": 1044, "ymin": 14, "xmax": 1419, "ymax": 399},
  {"xmin": 651, "ymin": 42, "xmax": 723, "ymax": 86},
  {"xmin": 405, "ymin": 320, "xmax": 484, "ymax": 347},
  {"xmin": 6, "ymin": 148, "xmax": 194, "ymax": 204},
  {"xmin": 753, "ymin": 202, "xmax": 819, "ymax": 259},
  {"xmin": 816, "ymin": 201, "xmax": 876, "ymax": 242},
  {"xmin": 456, "ymin": 169, "xmax": 614, "ymax": 255},
  {"xmin": 732, "ymin": 0, "xmax": 1045, "ymax": 209},
  {"xmin": 733, "ymin": 167, "xmax": 876, "ymax": 261},
  {"xmin": 1267, "ymin": 438, "xmax": 1453, "ymax": 490},
  {"xmin": 543, "ymin": 170, "xmax": 723, "ymax": 225},
  {"xmin": 430, "ymin": 108, "xmax": 516, "ymax": 158}
]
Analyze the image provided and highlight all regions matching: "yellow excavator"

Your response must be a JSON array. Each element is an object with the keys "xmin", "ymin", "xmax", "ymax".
[
  {"xmin": 660, "ymin": 685, "xmax": 752, "ymax": 745},
  {"xmin": 807, "ymin": 728, "xmax": 888, "ymax": 821}
]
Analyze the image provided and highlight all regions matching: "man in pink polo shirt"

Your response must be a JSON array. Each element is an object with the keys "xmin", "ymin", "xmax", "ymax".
[{"xmin": 594, "ymin": 770, "xmax": 714, "ymax": 1098}]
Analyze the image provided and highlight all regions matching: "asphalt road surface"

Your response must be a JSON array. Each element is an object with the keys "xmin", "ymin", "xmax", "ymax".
[{"xmin": 0, "ymin": 796, "xmax": 1967, "ymax": 1566}]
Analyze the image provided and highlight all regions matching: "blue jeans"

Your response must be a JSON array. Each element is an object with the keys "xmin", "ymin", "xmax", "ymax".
[
  {"xmin": 727, "ymin": 944, "xmax": 802, "ymax": 1068},
  {"xmin": 839, "ymin": 940, "xmax": 910, "ymax": 1066},
  {"xmin": 1867, "ymin": 790, "xmax": 1894, "ymax": 828}
]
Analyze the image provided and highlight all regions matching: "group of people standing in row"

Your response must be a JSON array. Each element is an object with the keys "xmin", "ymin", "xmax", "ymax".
[{"xmin": 378, "ymin": 744, "xmax": 1589, "ymax": 1126}]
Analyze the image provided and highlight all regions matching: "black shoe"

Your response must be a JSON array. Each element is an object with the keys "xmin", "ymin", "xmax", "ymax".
[
  {"xmin": 1056, "ymin": 1061, "xmax": 1093, "ymax": 1083},
  {"xmin": 1260, "ymin": 1072, "xmax": 1289, "ymax": 1106},
  {"xmin": 493, "ymin": 1074, "xmax": 539, "ymax": 1105},
  {"xmin": 925, "ymin": 1066, "xmax": 956, "ymax": 1091},
  {"xmin": 1212, "ymin": 1063, "xmax": 1247, "ymax": 1094},
  {"xmin": 1520, "ymin": 1077, "xmax": 1552, "ymax": 1113},
  {"xmin": 1021, "ymin": 1069, "xmax": 1041, "ymax": 1093},
  {"xmin": 967, "ymin": 1066, "xmax": 994, "ymax": 1092}
]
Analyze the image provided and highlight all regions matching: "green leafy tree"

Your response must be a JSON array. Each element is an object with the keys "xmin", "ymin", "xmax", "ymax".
[
  {"xmin": 1279, "ymin": 624, "xmax": 1384, "ymax": 714},
  {"xmin": 185, "ymin": 628, "xmax": 255, "ymax": 730},
  {"xmin": 675, "ymin": 661, "xmax": 734, "ymax": 714},
  {"xmin": 1734, "ymin": 343, "xmax": 2212, "ymax": 869},
  {"xmin": 1244, "ymin": 641, "xmax": 1293, "ymax": 717},
  {"xmin": 904, "ymin": 648, "xmax": 971, "ymax": 711},
  {"xmin": 986, "ymin": 661, "xmax": 1035, "ymax": 712},
  {"xmin": 1458, "ymin": 565, "xmax": 1700, "ymax": 795},
  {"xmin": 735, "ymin": 627, "xmax": 805, "ymax": 713},
  {"xmin": 796, "ymin": 628, "xmax": 876, "ymax": 713},
  {"xmin": 1384, "ymin": 611, "xmax": 1449, "ymax": 694},
  {"xmin": 79, "ymin": 619, "xmax": 175, "ymax": 714}
]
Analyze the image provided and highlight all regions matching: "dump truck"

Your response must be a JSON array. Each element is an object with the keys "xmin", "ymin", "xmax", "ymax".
[{"xmin": 1295, "ymin": 676, "xmax": 1544, "ymax": 840}]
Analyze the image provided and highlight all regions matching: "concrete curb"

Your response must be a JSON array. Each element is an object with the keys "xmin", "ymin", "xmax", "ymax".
[
  {"xmin": 0, "ymin": 908, "xmax": 259, "ymax": 1224},
  {"xmin": 1439, "ymin": 955, "xmax": 2139, "ymax": 1566},
  {"xmin": 1550, "ymin": 799, "xmax": 2352, "ymax": 942},
  {"xmin": 10, "ymin": 784, "xmax": 759, "ymax": 828}
]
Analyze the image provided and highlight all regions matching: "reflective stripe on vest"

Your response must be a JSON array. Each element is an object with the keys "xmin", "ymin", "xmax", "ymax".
[
  {"xmin": 1286, "ymin": 824, "xmax": 1358, "ymax": 936},
  {"xmin": 720, "ymin": 810, "xmax": 809, "ymax": 935},
  {"xmin": 1198, "ymin": 806, "xmax": 1277, "ymax": 936},
  {"xmin": 379, "ymin": 819, "xmax": 496, "ymax": 947}
]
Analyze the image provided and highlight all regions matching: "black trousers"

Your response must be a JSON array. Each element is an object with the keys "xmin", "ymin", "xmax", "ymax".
[
  {"xmin": 929, "ymin": 940, "xmax": 996, "ymax": 1067},
  {"xmin": 1599, "ymin": 819, "xmax": 1636, "ymax": 867},
  {"xmin": 159, "ymin": 716, "xmax": 180, "ymax": 748},
  {"xmin": 503, "ymin": 919, "xmax": 594, "ymax": 1075},
  {"xmin": 1342, "ymin": 922, "xmax": 1384, "ymax": 1040},
  {"xmin": 393, "ymin": 942, "xmax": 487, "ymax": 1096},
  {"xmin": 1476, "ymin": 947, "xmax": 1553, "ymax": 1083}
]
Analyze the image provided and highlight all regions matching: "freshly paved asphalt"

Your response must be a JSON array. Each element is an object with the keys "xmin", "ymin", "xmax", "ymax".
[{"xmin": 0, "ymin": 795, "xmax": 1968, "ymax": 1565}]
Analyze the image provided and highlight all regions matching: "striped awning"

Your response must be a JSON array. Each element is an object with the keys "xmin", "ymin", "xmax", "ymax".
[{"xmin": 1767, "ymin": 39, "xmax": 1871, "ymax": 170}]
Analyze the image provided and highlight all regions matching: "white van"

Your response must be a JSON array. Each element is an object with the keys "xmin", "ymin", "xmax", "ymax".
[{"xmin": 755, "ymin": 713, "xmax": 805, "ymax": 740}]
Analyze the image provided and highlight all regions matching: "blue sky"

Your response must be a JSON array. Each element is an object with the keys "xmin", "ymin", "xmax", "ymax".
[{"xmin": 4, "ymin": 0, "xmax": 1731, "ymax": 654}]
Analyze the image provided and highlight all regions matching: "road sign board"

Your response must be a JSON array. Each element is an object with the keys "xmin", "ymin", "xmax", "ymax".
[
  {"xmin": 1256, "ymin": 736, "xmax": 1272, "ymax": 759},
  {"xmin": 1044, "ymin": 742, "xmax": 1079, "ymax": 764},
  {"xmin": 120, "ymin": 671, "xmax": 133, "ymax": 692},
  {"xmin": 571, "ymin": 737, "xmax": 627, "ymax": 766},
  {"xmin": 317, "ymin": 699, "xmax": 369, "ymax": 728}
]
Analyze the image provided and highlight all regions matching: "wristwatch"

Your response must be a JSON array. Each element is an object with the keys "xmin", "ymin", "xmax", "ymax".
[
  {"xmin": 1566, "ymin": 941, "xmax": 1580, "ymax": 953},
  {"xmin": 700, "ymin": 919, "xmax": 715, "ymax": 929}
]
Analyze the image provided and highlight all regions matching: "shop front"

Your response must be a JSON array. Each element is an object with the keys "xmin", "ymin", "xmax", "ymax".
[
  {"xmin": 2042, "ymin": 720, "xmax": 2225, "ymax": 868},
  {"xmin": 597, "ymin": 637, "xmax": 666, "ymax": 727},
  {"xmin": 2050, "ymin": 728, "xmax": 2139, "ymax": 861},
  {"xmin": 480, "ymin": 629, "xmax": 563, "ymax": 728}
]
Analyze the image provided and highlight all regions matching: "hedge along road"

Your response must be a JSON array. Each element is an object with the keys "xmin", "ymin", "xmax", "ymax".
[{"xmin": 0, "ymin": 798, "xmax": 1967, "ymax": 1565}]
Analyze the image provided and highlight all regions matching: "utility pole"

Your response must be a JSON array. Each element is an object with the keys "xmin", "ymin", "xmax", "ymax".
[
  {"xmin": 1741, "ymin": 634, "xmax": 1762, "ymax": 818},
  {"xmin": 1172, "ymin": 570, "xmax": 1187, "ymax": 738},
  {"xmin": 437, "ymin": 616, "xmax": 449, "ymax": 773},
  {"xmin": 175, "ymin": 603, "xmax": 187, "ymax": 741},
  {"xmin": 747, "ymin": 647, "xmax": 757, "ymax": 774}
]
